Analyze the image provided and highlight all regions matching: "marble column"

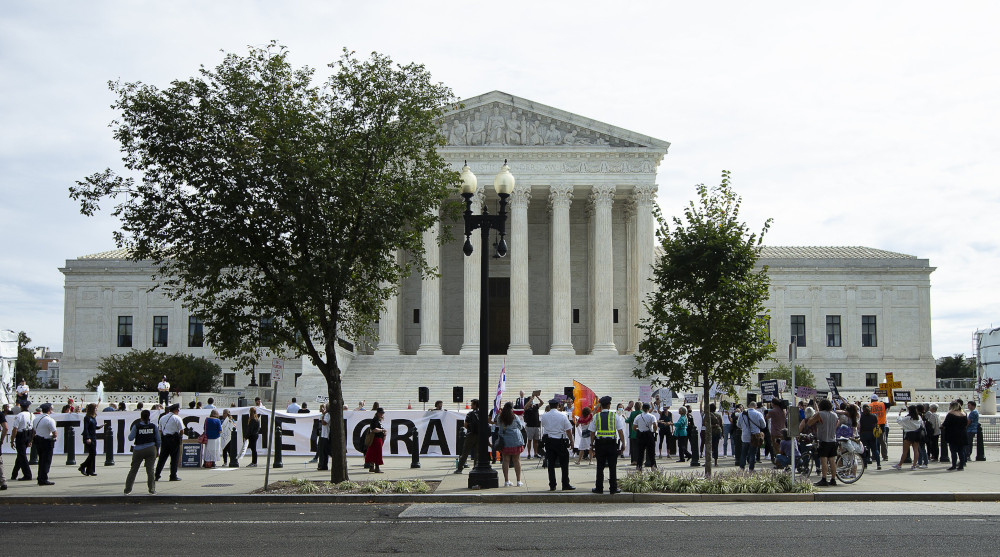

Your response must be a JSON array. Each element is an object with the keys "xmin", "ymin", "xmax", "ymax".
[
  {"xmin": 845, "ymin": 285, "xmax": 858, "ymax": 359},
  {"xmin": 417, "ymin": 213, "xmax": 442, "ymax": 355},
  {"xmin": 590, "ymin": 184, "xmax": 617, "ymax": 355},
  {"xmin": 880, "ymin": 286, "xmax": 893, "ymax": 359},
  {"xmin": 549, "ymin": 184, "xmax": 575, "ymax": 355},
  {"xmin": 375, "ymin": 251, "xmax": 401, "ymax": 356},
  {"xmin": 460, "ymin": 191, "xmax": 485, "ymax": 355},
  {"xmin": 624, "ymin": 199, "xmax": 638, "ymax": 353},
  {"xmin": 507, "ymin": 184, "xmax": 532, "ymax": 355},
  {"xmin": 633, "ymin": 184, "xmax": 657, "ymax": 351}
]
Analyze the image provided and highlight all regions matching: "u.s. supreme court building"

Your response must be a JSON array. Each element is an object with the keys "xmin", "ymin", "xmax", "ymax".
[{"xmin": 59, "ymin": 92, "xmax": 936, "ymax": 406}]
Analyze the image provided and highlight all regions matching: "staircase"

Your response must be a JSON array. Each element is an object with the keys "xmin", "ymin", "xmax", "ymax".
[{"xmin": 312, "ymin": 354, "xmax": 651, "ymax": 411}]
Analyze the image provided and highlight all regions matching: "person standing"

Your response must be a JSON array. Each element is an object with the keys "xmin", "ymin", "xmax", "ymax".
[
  {"xmin": 157, "ymin": 376, "xmax": 170, "ymax": 406},
  {"xmin": 124, "ymin": 409, "xmax": 161, "ymax": 495},
  {"xmin": 365, "ymin": 408, "xmax": 387, "ymax": 473},
  {"xmin": 674, "ymin": 406, "xmax": 690, "ymax": 462},
  {"xmin": 626, "ymin": 403, "xmax": 642, "ymax": 466},
  {"xmin": 631, "ymin": 403, "xmax": 657, "ymax": 471},
  {"xmin": 539, "ymin": 399, "xmax": 575, "ymax": 491},
  {"xmin": 245, "ymin": 407, "xmax": 261, "ymax": 467},
  {"xmin": 9, "ymin": 401, "xmax": 33, "ymax": 481},
  {"xmin": 589, "ymin": 396, "xmax": 625, "ymax": 494},
  {"xmin": 925, "ymin": 403, "xmax": 941, "ymax": 462},
  {"xmin": 657, "ymin": 406, "xmax": 673, "ymax": 458},
  {"xmin": 522, "ymin": 398, "xmax": 542, "ymax": 459},
  {"xmin": 806, "ymin": 399, "xmax": 839, "ymax": 486},
  {"xmin": 737, "ymin": 402, "xmax": 766, "ymax": 473},
  {"xmin": 496, "ymin": 402, "xmax": 525, "ymax": 486},
  {"xmin": 33, "ymin": 403, "xmax": 58, "ymax": 486},
  {"xmin": 859, "ymin": 403, "xmax": 882, "ymax": 470},
  {"xmin": 15, "ymin": 379, "xmax": 29, "ymax": 406},
  {"xmin": 869, "ymin": 394, "xmax": 888, "ymax": 461},
  {"xmin": 317, "ymin": 406, "xmax": 331, "ymax": 471},
  {"xmin": 0, "ymin": 406, "xmax": 7, "ymax": 490},
  {"xmin": 767, "ymin": 400, "xmax": 787, "ymax": 460},
  {"xmin": 721, "ymin": 408, "xmax": 732, "ymax": 458},
  {"xmin": 455, "ymin": 399, "xmax": 479, "ymax": 474},
  {"xmin": 965, "ymin": 401, "xmax": 979, "ymax": 462},
  {"xmin": 219, "ymin": 409, "xmax": 238, "ymax": 467},
  {"xmin": 79, "ymin": 403, "xmax": 103, "ymax": 477},
  {"xmin": 941, "ymin": 401, "xmax": 968, "ymax": 470},
  {"xmin": 155, "ymin": 404, "xmax": 184, "ymax": 481},
  {"xmin": 203, "ymin": 410, "xmax": 222, "ymax": 468}
]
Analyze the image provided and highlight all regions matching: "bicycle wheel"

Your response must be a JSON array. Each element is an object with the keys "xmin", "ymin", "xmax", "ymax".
[
  {"xmin": 836, "ymin": 448, "xmax": 865, "ymax": 484},
  {"xmin": 798, "ymin": 454, "xmax": 813, "ymax": 477}
]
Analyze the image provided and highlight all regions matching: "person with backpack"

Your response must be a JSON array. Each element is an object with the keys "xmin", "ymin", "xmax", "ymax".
[
  {"xmin": 859, "ymin": 403, "xmax": 882, "ymax": 470},
  {"xmin": 738, "ymin": 402, "xmax": 767, "ymax": 472}
]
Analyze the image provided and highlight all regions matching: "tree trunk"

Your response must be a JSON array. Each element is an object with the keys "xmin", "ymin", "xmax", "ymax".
[
  {"xmin": 703, "ymin": 372, "xmax": 712, "ymax": 478},
  {"xmin": 318, "ymin": 357, "xmax": 349, "ymax": 483}
]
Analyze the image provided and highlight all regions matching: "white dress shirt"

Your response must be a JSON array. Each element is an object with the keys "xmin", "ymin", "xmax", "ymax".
[
  {"xmin": 159, "ymin": 413, "xmax": 185, "ymax": 435},
  {"xmin": 34, "ymin": 414, "xmax": 58, "ymax": 439},
  {"xmin": 539, "ymin": 409, "xmax": 573, "ymax": 439},
  {"xmin": 633, "ymin": 411, "xmax": 657, "ymax": 432}
]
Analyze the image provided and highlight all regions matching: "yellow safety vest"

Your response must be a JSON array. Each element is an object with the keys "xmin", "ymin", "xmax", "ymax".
[{"xmin": 596, "ymin": 411, "xmax": 617, "ymax": 438}]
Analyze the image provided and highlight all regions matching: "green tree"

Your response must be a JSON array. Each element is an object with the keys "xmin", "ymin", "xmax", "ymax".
[
  {"xmin": 15, "ymin": 331, "xmax": 43, "ymax": 388},
  {"xmin": 70, "ymin": 44, "xmax": 455, "ymax": 482},
  {"xmin": 85, "ymin": 349, "xmax": 222, "ymax": 392},
  {"xmin": 936, "ymin": 353, "xmax": 976, "ymax": 379},
  {"xmin": 634, "ymin": 172, "xmax": 774, "ymax": 477},
  {"xmin": 760, "ymin": 362, "xmax": 816, "ymax": 390}
]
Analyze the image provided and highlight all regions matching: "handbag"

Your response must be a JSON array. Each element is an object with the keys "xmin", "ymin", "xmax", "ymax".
[
  {"xmin": 198, "ymin": 432, "xmax": 207, "ymax": 444},
  {"xmin": 744, "ymin": 412, "xmax": 765, "ymax": 447},
  {"xmin": 363, "ymin": 429, "xmax": 375, "ymax": 449}
]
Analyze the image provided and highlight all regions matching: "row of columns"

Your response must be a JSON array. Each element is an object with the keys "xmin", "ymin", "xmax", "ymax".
[{"xmin": 376, "ymin": 183, "xmax": 658, "ymax": 356}]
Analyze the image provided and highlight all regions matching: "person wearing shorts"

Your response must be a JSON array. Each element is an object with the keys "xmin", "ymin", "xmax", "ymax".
[{"xmin": 807, "ymin": 399, "xmax": 840, "ymax": 487}]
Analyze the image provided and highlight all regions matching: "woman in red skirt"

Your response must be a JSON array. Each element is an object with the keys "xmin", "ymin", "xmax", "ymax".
[{"xmin": 364, "ymin": 408, "xmax": 387, "ymax": 473}]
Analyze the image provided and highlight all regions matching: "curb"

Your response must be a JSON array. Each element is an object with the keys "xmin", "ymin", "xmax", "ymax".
[{"xmin": 6, "ymin": 491, "xmax": 1000, "ymax": 505}]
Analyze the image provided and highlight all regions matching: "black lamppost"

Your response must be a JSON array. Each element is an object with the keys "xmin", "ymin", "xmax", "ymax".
[{"xmin": 460, "ymin": 160, "xmax": 514, "ymax": 490}]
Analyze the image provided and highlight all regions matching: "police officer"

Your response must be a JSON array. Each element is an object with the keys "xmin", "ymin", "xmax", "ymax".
[
  {"xmin": 9, "ymin": 401, "xmax": 33, "ymax": 481},
  {"xmin": 33, "ymin": 403, "xmax": 58, "ymax": 486},
  {"xmin": 539, "ymin": 399, "xmax": 575, "ymax": 491},
  {"xmin": 125, "ymin": 409, "xmax": 161, "ymax": 495},
  {"xmin": 589, "ymin": 396, "xmax": 625, "ymax": 494},
  {"xmin": 155, "ymin": 404, "xmax": 184, "ymax": 482}
]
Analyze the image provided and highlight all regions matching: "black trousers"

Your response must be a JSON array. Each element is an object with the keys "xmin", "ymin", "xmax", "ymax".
[
  {"xmin": 636, "ymin": 431, "xmax": 656, "ymax": 470},
  {"xmin": 317, "ymin": 437, "xmax": 330, "ymax": 470},
  {"xmin": 457, "ymin": 433, "xmax": 477, "ymax": 470},
  {"xmin": 544, "ymin": 436, "xmax": 571, "ymax": 489},
  {"xmin": 82, "ymin": 439, "xmax": 98, "ymax": 475},
  {"xmin": 155, "ymin": 434, "xmax": 181, "ymax": 479},
  {"xmin": 249, "ymin": 435, "xmax": 259, "ymax": 465},
  {"xmin": 159, "ymin": 392, "xmax": 169, "ymax": 405},
  {"xmin": 34, "ymin": 437, "xmax": 54, "ymax": 484},
  {"xmin": 12, "ymin": 432, "xmax": 32, "ymax": 480},
  {"xmin": 594, "ymin": 438, "xmax": 619, "ymax": 492}
]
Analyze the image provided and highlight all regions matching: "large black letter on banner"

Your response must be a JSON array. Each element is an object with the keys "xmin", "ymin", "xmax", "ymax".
[
  {"xmin": 353, "ymin": 419, "xmax": 374, "ymax": 452},
  {"xmin": 388, "ymin": 419, "xmax": 416, "ymax": 455},
  {"xmin": 421, "ymin": 418, "xmax": 451, "ymax": 455},
  {"xmin": 275, "ymin": 416, "xmax": 296, "ymax": 452}
]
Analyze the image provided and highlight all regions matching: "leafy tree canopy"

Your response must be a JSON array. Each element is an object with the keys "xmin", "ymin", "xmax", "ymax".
[
  {"xmin": 634, "ymin": 171, "xmax": 774, "ymax": 475},
  {"xmin": 70, "ymin": 43, "xmax": 457, "ymax": 482},
  {"xmin": 15, "ymin": 331, "xmax": 49, "ymax": 389},
  {"xmin": 85, "ymin": 349, "xmax": 221, "ymax": 392},
  {"xmin": 760, "ymin": 362, "xmax": 816, "ymax": 390},
  {"xmin": 936, "ymin": 353, "xmax": 976, "ymax": 379}
]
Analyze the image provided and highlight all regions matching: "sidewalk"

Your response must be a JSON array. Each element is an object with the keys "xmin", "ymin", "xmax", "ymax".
[{"xmin": 4, "ymin": 445, "xmax": 1000, "ymax": 503}]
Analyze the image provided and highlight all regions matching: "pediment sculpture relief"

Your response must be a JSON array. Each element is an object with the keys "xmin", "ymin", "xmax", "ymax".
[{"xmin": 440, "ymin": 102, "xmax": 642, "ymax": 148}]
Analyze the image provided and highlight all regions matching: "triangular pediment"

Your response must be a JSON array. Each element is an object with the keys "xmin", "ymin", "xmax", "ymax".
[{"xmin": 439, "ymin": 91, "xmax": 670, "ymax": 151}]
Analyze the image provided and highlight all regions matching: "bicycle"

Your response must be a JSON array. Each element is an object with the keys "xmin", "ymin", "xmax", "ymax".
[{"xmin": 834, "ymin": 437, "xmax": 866, "ymax": 484}]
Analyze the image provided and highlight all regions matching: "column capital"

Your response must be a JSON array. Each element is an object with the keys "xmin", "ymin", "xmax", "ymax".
[
  {"xmin": 510, "ymin": 184, "xmax": 531, "ymax": 209},
  {"xmin": 548, "ymin": 183, "xmax": 574, "ymax": 210},
  {"xmin": 590, "ymin": 184, "xmax": 616, "ymax": 209},
  {"xmin": 632, "ymin": 183, "xmax": 658, "ymax": 206}
]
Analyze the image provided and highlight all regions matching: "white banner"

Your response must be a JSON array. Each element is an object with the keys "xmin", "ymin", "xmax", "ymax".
[{"xmin": 0, "ymin": 409, "xmax": 469, "ymax": 457}]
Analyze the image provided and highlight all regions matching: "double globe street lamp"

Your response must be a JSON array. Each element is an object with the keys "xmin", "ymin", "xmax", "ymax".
[{"xmin": 459, "ymin": 160, "xmax": 514, "ymax": 490}]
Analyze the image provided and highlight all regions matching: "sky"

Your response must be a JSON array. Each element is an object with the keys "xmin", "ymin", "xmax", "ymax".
[{"xmin": 1, "ymin": 1, "xmax": 998, "ymax": 358}]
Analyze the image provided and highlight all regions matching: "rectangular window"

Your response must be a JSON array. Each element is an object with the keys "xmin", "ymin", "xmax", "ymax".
[
  {"xmin": 862, "ymin": 315, "xmax": 877, "ymax": 347},
  {"xmin": 757, "ymin": 372, "xmax": 767, "ymax": 384},
  {"xmin": 866, "ymin": 373, "xmax": 878, "ymax": 387},
  {"xmin": 223, "ymin": 373, "xmax": 236, "ymax": 388},
  {"xmin": 790, "ymin": 315, "xmax": 806, "ymax": 346},
  {"xmin": 258, "ymin": 373, "xmax": 271, "ymax": 388},
  {"xmin": 117, "ymin": 316, "xmax": 133, "ymax": 348},
  {"xmin": 759, "ymin": 315, "xmax": 771, "ymax": 338},
  {"xmin": 830, "ymin": 372, "xmax": 842, "ymax": 387},
  {"xmin": 573, "ymin": 309, "xmax": 580, "ymax": 324},
  {"xmin": 826, "ymin": 315, "xmax": 841, "ymax": 347},
  {"xmin": 188, "ymin": 317, "xmax": 204, "ymax": 347},
  {"xmin": 413, "ymin": 309, "xmax": 420, "ymax": 324},
  {"xmin": 259, "ymin": 316, "xmax": 275, "ymax": 345},
  {"xmin": 152, "ymin": 316, "xmax": 168, "ymax": 347},
  {"xmin": 613, "ymin": 308, "xmax": 619, "ymax": 324}
]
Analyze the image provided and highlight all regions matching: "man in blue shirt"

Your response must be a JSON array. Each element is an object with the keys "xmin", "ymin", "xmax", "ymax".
[
  {"xmin": 966, "ymin": 401, "xmax": 980, "ymax": 461},
  {"xmin": 124, "ymin": 409, "xmax": 161, "ymax": 495}
]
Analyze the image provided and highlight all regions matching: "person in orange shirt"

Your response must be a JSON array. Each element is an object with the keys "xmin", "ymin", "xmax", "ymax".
[{"xmin": 869, "ymin": 394, "xmax": 888, "ymax": 460}]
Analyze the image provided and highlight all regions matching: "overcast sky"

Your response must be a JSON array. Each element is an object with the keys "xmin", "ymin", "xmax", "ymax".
[{"xmin": 2, "ymin": 1, "xmax": 998, "ymax": 358}]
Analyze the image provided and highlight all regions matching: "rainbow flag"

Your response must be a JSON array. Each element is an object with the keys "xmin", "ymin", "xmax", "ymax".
[{"xmin": 573, "ymin": 380, "xmax": 598, "ymax": 420}]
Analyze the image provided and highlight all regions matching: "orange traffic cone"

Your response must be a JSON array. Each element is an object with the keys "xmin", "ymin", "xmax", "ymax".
[
  {"xmin": 465, "ymin": 402, "xmax": 469, "ymax": 409},
  {"xmin": 407, "ymin": 401, "xmax": 412, "ymax": 409}
]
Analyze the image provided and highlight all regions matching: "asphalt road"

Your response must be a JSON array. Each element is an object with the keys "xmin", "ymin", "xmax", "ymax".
[{"xmin": 3, "ymin": 503, "xmax": 998, "ymax": 555}]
